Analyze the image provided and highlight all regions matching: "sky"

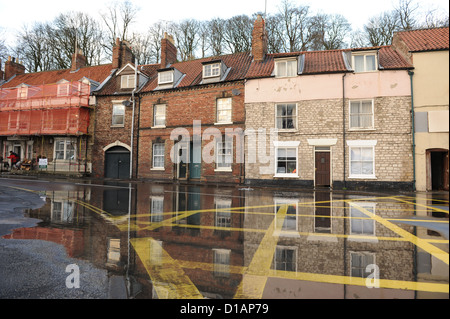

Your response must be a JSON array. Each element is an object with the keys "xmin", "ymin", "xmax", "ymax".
[{"xmin": 1, "ymin": 0, "xmax": 449, "ymax": 46}]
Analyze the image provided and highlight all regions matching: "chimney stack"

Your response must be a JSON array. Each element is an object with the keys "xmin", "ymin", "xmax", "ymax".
[
  {"xmin": 160, "ymin": 33, "xmax": 177, "ymax": 68},
  {"xmin": 71, "ymin": 48, "xmax": 87, "ymax": 72},
  {"xmin": 252, "ymin": 14, "xmax": 267, "ymax": 62},
  {"xmin": 112, "ymin": 38, "xmax": 135, "ymax": 70},
  {"xmin": 4, "ymin": 56, "xmax": 25, "ymax": 81}
]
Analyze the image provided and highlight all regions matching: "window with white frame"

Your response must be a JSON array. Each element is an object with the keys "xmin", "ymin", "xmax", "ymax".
[
  {"xmin": 276, "ymin": 103, "xmax": 297, "ymax": 129},
  {"xmin": 347, "ymin": 140, "xmax": 377, "ymax": 179},
  {"xmin": 274, "ymin": 246, "xmax": 297, "ymax": 271},
  {"xmin": 158, "ymin": 70, "xmax": 173, "ymax": 84},
  {"xmin": 350, "ymin": 100, "xmax": 374, "ymax": 129},
  {"xmin": 274, "ymin": 141, "xmax": 299, "ymax": 177},
  {"xmin": 349, "ymin": 202, "xmax": 376, "ymax": 236},
  {"xmin": 352, "ymin": 53, "xmax": 377, "ymax": 72},
  {"xmin": 152, "ymin": 143, "xmax": 165, "ymax": 168},
  {"xmin": 216, "ymin": 98, "xmax": 232, "ymax": 123},
  {"xmin": 216, "ymin": 138, "xmax": 232, "ymax": 170},
  {"xmin": 121, "ymin": 74, "xmax": 136, "ymax": 89},
  {"xmin": 54, "ymin": 138, "xmax": 76, "ymax": 161},
  {"xmin": 203, "ymin": 63, "xmax": 221, "ymax": 78},
  {"xmin": 153, "ymin": 104, "xmax": 166, "ymax": 127},
  {"xmin": 275, "ymin": 58, "xmax": 297, "ymax": 78},
  {"xmin": 350, "ymin": 252, "xmax": 375, "ymax": 278},
  {"xmin": 112, "ymin": 103, "xmax": 125, "ymax": 126},
  {"xmin": 150, "ymin": 196, "xmax": 164, "ymax": 222}
]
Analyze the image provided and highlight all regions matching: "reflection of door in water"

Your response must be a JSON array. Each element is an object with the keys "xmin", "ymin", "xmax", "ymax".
[
  {"xmin": 105, "ymin": 146, "xmax": 130, "ymax": 179},
  {"xmin": 189, "ymin": 141, "xmax": 201, "ymax": 179},
  {"xmin": 103, "ymin": 188, "xmax": 129, "ymax": 216},
  {"xmin": 315, "ymin": 151, "xmax": 331, "ymax": 187},
  {"xmin": 314, "ymin": 191, "xmax": 331, "ymax": 233}
]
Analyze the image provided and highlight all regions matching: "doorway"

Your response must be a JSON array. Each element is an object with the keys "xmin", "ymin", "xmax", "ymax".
[
  {"xmin": 104, "ymin": 146, "xmax": 130, "ymax": 179},
  {"xmin": 427, "ymin": 149, "xmax": 449, "ymax": 191},
  {"xmin": 315, "ymin": 147, "xmax": 331, "ymax": 187}
]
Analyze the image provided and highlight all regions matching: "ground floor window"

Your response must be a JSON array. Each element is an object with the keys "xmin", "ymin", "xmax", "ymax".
[
  {"xmin": 274, "ymin": 141, "xmax": 300, "ymax": 178},
  {"xmin": 216, "ymin": 138, "xmax": 232, "ymax": 170},
  {"xmin": 350, "ymin": 252, "xmax": 375, "ymax": 278},
  {"xmin": 347, "ymin": 140, "xmax": 377, "ymax": 179},
  {"xmin": 152, "ymin": 143, "xmax": 165, "ymax": 168}
]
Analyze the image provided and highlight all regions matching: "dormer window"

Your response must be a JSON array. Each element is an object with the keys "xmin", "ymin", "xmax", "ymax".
[
  {"xmin": 275, "ymin": 58, "xmax": 297, "ymax": 78},
  {"xmin": 57, "ymin": 80, "xmax": 70, "ymax": 96},
  {"xmin": 121, "ymin": 74, "xmax": 136, "ymax": 89},
  {"xmin": 352, "ymin": 52, "xmax": 377, "ymax": 73},
  {"xmin": 17, "ymin": 86, "xmax": 28, "ymax": 99},
  {"xmin": 158, "ymin": 70, "xmax": 174, "ymax": 85},
  {"xmin": 203, "ymin": 62, "xmax": 221, "ymax": 78}
]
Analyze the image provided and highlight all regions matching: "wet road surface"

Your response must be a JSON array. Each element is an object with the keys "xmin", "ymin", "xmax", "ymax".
[{"xmin": 0, "ymin": 177, "xmax": 448, "ymax": 299}]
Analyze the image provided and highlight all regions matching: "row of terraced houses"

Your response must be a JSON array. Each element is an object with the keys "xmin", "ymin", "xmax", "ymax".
[{"xmin": 0, "ymin": 16, "xmax": 448, "ymax": 191}]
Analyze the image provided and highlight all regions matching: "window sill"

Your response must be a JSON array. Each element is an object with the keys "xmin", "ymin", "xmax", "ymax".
[
  {"xmin": 151, "ymin": 167, "xmax": 165, "ymax": 171},
  {"xmin": 215, "ymin": 168, "xmax": 232, "ymax": 172},
  {"xmin": 274, "ymin": 174, "xmax": 299, "ymax": 178},
  {"xmin": 348, "ymin": 128, "xmax": 376, "ymax": 131},
  {"xmin": 348, "ymin": 175, "xmax": 377, "ymax": 180},
  {"xmin": 214, "ymin": 122, "xmax": 233, "ymax": 126},
  {"xmin": 151, "ymin": 125, "xmax": 166, "ymax": 129},
  {"xmin": 111, "ymin": 125, "xmax": 125, "ymax": 128},
  {"xmin": 275, "ymin": 128, "xmax": 298, "ymax": 133}
]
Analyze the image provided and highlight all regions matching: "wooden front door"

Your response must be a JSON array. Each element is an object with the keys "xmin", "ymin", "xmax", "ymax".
[{"xmin": 315, "ymin": 151, "xmax": 331, "ymax": 187}]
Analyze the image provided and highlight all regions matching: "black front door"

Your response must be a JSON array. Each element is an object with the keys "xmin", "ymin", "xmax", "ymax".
[{"xmin": 105, "ymin": 146, "xmax": 130, "ymax": 179}]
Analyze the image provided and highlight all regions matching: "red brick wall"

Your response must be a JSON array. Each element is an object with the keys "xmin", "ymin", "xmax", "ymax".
[{"xmin": 137, "ymin": 81, "xmax": 246, "ymax": 184}]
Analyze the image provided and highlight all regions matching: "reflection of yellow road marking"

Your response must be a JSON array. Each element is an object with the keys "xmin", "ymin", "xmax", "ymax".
[
  {"xmin": 234, "ymin": 204, "xmax": 288, "ymax": 299},
  {"xmin": 391, "ymin": 197, "xmax": 449, "ymax": 214},
  {"xmin": 349, "ymin": 201, "xmax": 449, "ymax": 265},
  {"xmin": 130, "ymin": 237, "xmax": 203, "ymax": 299},
  {"xmin": 175, "ymin": 260, "xmax": 448, "ymax": 294}
]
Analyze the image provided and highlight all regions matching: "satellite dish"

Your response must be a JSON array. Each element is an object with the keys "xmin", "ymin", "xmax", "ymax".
[{"xmin": 122, "ymin": 100, "xmax": 132, "ymax": 107}]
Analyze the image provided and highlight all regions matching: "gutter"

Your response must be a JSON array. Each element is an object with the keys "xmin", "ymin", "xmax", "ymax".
[
  {"xmin": 130, "ymin": 59, "xmax": 138, "ymax": 179},
  {"xmin": 342, "ymin": 73, "xmax": 347, "ymax": 189},
  {"xmin": 408, "ymin": 70, "xmax": 416, "ymax": 191}
]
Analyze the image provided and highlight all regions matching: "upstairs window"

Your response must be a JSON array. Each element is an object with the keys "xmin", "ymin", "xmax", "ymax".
[
  {"xmin": 121, "ymin": 74, "xmax": 136, "ymax": 89},
  {"xmin": 158, "ymin": 70, "xmax": 174, "ymax": 85},
  {"xmin": 352, "ymin": 53, "xmax": 377, "ymax": 72},
  {"xmin": 112, "ymin": 103, "xmax": 125, "ymax": 126},
  {"xmin": 276, "ymin": 103, "xmax": 297, "ymax": 130},
  {"xmin": 153, "ymin": 104, "xmax": 166, "ymax": 127},
  {"xmin": 203, "ymin": 63, "xmax": 221, "ymax": 78},
  {"xmin": 275, "ymin": 58, "xmax": 297, "ymax": 78},
  {"xmin": 350, "ymin": 100, "xmax": 374, "ymax": 129},
  {"xmin": 216, "ymin": 98, "xmax": 232, "ymax": 124}
]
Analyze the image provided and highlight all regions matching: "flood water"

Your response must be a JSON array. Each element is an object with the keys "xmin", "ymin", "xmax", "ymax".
[{"xmin": 1, "ymin": 178, "xmax": 448, "ymax": 299}]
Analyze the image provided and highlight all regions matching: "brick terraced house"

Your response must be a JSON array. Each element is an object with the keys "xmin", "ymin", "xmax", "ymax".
[
  {"xmin": 0, "ymin": 52, "xmax": 113, "ymax": 174},
  {"xmin": 244, "ymin": 16, "xmax": 415, "ymax": 190}
]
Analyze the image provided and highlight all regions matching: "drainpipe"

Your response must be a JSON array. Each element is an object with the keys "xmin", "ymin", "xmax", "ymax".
[
  {"xmin": 408, "ymin": 70, "xmax": 416, "ymax": 191},
  {"xmin": 342, "ymin": 73, "xmax": 347, "ymax": 189},
  {"xmin": 129, "ymin": 58, "xmax": 138, "ymax": 179}
]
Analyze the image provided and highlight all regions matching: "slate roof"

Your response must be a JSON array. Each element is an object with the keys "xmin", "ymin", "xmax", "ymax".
[{"xmin": 395, "ymin": 27, "xmax": 449, "ymax": 52}]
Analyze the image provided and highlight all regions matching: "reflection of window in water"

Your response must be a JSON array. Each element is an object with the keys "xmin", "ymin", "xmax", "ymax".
[
  {"xmin": 150, "ymin": 240, "xmax": 163, "ymax": 265},
  {"xmin": 150, "ymin": 196, "xmax": 164, "ymax": 222},
  {"xmin": 350, "ymin": 252, "xmax": 375, "ymax": 278},
  {"xmin": 213, "ymin": 249, "xmax": 230, "ymax": 277},
  {"xmin": 107, "ymin": 238, "xmax": 121, "ymax": 264},
  {"xmin": 215, "ymin": 199, "xmax": 231, "ymax": 228},
  {"xmin": 350, "ymin": 203, "xmax": 375, "ymax": 236},
  {"xmin": 274, "ymin": 199, "xmax": 298, "ymax": 233},
  {"xmin": 51, "ymin": 200, "xmax": 74, "ymax": 223},
  {"xmin": 274, "ymin": 246, "xmax": 297, "ymax": 272}
]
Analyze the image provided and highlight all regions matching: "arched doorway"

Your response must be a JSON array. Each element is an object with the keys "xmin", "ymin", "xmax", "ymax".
[{"xmin": 104, "ymin": 146, "xmax": 130, "ymax": 179}]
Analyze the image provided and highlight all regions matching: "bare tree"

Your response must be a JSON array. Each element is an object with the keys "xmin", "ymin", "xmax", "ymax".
[
  {"xmin": 208, "ymin": 18, "xmax": 226, "ymax": 56},
  {"xmin": 278, "ymin": 0, "xmax": 312, "ymax": 52},
  {"xmin": 100, "ymin": 0, "xmax": 139, "ymax": 59},
  {"xmin": 172, "ymin": 19, "xmax": 201, "ymax": 61},
  {"xmin": 364, "ymin": 10, "xmax": 400, "ymax": 46},
  {"xmin": 265, "ymin": 13, "xmax": 286, "ymax": 53},
  {"xmin": 223, "ymin": 15, "xmax": 253, "ymax": 54},
  {"xmin": 309, "ymin": 13, "xmax": 351, "ymax": 50},
  {"xmin": 421, "ymin": 8, "xmax": 449, "ymax": 28},
  {"xmin": 394, "ymin": 0, "xmax": 419, "ymax": 30}
]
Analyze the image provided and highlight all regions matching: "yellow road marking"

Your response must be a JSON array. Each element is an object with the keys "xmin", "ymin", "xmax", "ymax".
[
  {"xmin": 349, "ymin": 201, "xmax": 449, "ymax": 265},
  {"xmin": 234, "ymin": 204, "xmax": 288, "ymax": 299},
  {"xmin": 130, "ymin": 237, "xmax": 203, "ymax": 299}
]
